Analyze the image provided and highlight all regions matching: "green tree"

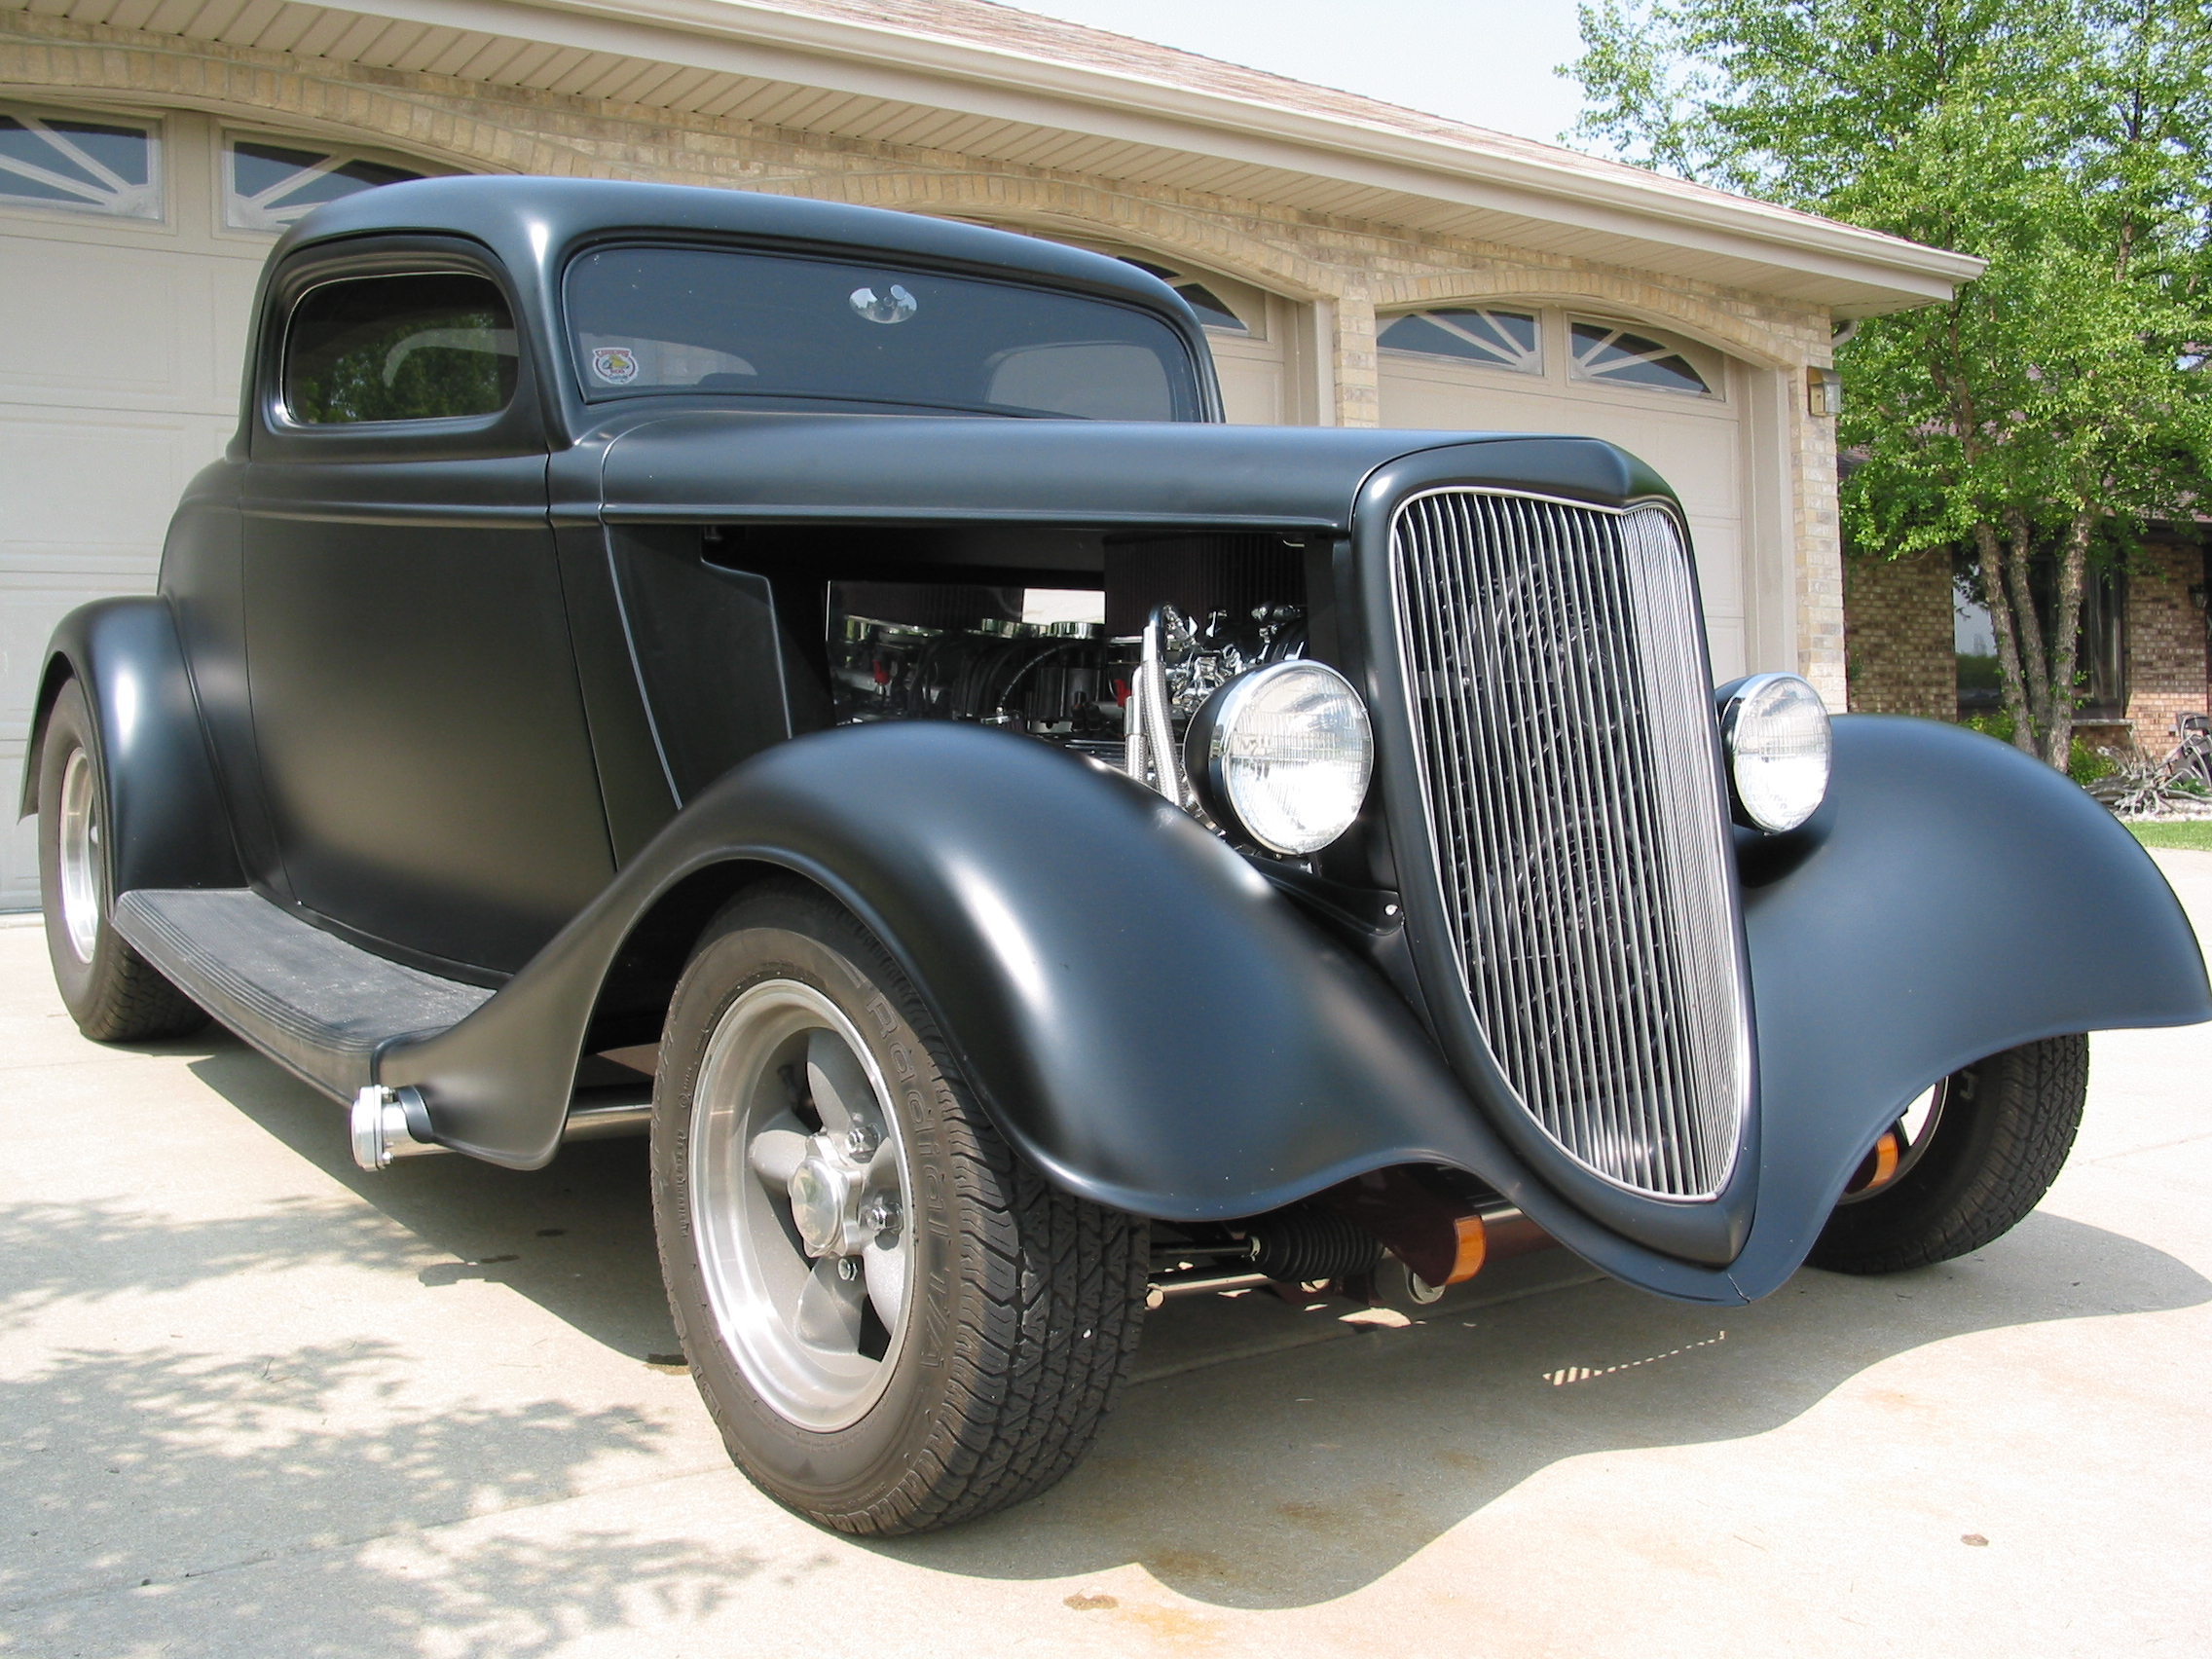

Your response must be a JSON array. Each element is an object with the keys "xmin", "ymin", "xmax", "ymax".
[{"xmin": 1567, "ymin": 0, "xmax": 2212, "ymax": 769}]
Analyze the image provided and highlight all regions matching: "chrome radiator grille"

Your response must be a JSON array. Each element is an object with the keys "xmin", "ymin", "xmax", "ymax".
[{"xmin": 1389, "ymin": 492, "xmax": 1748, "ymax": 1199}]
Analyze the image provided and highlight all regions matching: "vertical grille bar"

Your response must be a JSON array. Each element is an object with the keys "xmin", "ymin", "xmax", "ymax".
[{"xmin": 1390, "ymin": 493, "xmax": 1748, "ymax": 1199}]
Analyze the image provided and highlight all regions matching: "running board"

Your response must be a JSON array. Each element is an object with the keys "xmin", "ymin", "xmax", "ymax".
[{"xmin": 112, "ymin": 889, "xmax": 648, "ymax": 1168}]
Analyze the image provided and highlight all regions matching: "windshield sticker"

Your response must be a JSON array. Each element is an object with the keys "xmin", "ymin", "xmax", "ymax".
[
  {"xmin": 590, "ymin": 346, "xmax": 641, "ymax": 385},
  {"xmin": 850, "ymin": 284, "xmax": 918, "ymax": 325}
]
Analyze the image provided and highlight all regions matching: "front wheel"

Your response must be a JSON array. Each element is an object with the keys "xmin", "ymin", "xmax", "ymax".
[
  {"xmin": 35, "ymin": 679, "xmax": 204, "ymax": 1042},
  {"xmin": 651, "ymin": 878, "xmax": 1149, "ymax": 1534},
  {"xmin": 1809, "ymin": 1034, "xmax": 2088, "ymax": 1275}
]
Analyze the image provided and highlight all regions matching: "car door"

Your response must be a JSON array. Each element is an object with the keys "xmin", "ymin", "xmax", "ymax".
[{"xmin": 240, "ymin": 240, "xmax": 612, "ymax": 977}]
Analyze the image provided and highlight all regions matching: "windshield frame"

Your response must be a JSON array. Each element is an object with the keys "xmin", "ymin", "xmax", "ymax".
[{"xmin": 558, "ymin": 236, "xmax": 1211, "ymax": 422}]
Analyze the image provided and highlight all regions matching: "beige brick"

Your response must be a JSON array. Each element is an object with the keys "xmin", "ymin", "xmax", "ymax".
[{"xmin": 1843, "ymin": 548, "xmax": 1954, "ymax": 719}]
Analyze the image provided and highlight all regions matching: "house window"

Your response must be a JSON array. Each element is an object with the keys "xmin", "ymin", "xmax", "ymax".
[
  {"xmin": 0, "ymin": 104, "xmax": 161, "ymax": 220},
  {"xmin": 225, "ymin": 137, "xmax": 422, "ymax": 232},
  {"xmin": 1569, "ymin": 320, "xmax": 1713, "ymax": 395},
  {"xmin": 1377, "ymin": 308, "xmax": 1541, "ymax": 375},
  {"xmin": 1953, "ymin": 557, "xmax": 2126, "ymax": 720}
]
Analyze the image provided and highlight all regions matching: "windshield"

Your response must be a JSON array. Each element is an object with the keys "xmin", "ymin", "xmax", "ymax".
[{"xmin": 564, "ymin": 244, "xmax": 1202, "ymax": 421}]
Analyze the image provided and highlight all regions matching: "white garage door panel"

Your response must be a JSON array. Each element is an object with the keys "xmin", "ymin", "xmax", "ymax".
[
  {"xmin": 1379, "ymin": 339, "xmax": 1750, "ymax": 682},
  {"xmin": 0, "ymin": 235, "xmax": 187, "ymax": 400},
  {"xmin": 1210, "ymin": 335, "xmax": 1285, "ymax": 425},
  {"xmin": 0, "ymin": 413, "xmax": 216, "ymax": 553},
  {"xmin": 1380, "ymin": 368, "xmax": 1736, "ymax": 512},
  {"xmin": 1537, "ymin": 396, "xmax": 1740, "ymax": 521},
  {"xmin": 0, "ymin": 777, "xmax": 28, "ymax": 904},
  {"xmin": 0, "ymin": 409, "xmax": 232, "ymax": 903},
  {"xmin": 208, "ymin": 257, "xmax": 263, "ymax": 407}
]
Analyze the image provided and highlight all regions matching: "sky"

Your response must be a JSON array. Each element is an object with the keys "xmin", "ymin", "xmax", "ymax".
[{"xmin": 990, "ymin": 0, "xmax": 1596, "ymax": 149}]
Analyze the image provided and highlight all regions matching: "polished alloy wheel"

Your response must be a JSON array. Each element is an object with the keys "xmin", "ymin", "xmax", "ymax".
[
  {"xmin": 56, "ymin": 746, "xmax": 102, "ymax": 964},
  {"xmin": 688, "ymin": 978, "xmax": 914, "ymax": 1431}
]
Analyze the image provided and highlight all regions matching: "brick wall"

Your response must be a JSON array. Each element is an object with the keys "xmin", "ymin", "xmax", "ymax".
[
  {"xmin": 1843, "ymin": 548, "xmax": 1954, "ymax": 719},
  {"xmin": 2126, "ymin": 539, "xmax": 2211, "ymax": 745}
]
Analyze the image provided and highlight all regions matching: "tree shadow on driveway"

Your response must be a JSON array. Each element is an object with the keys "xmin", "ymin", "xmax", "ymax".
[
  {"xmin": 180, "ymin": 1039, "xmax": 680, "ymax": 1364},
  {"xmin": 0, "ymin": 1338, "xmax": 760, "ymax": 1659}
]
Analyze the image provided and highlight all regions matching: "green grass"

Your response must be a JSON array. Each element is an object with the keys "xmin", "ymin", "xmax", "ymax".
[{"xmin": 2125, "ymin": 821, "xmax": 2212, "ymax": 852}]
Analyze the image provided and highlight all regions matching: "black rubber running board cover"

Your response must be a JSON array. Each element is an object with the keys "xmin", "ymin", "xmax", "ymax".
[{"xmin": 113, "ymin": 889, "xmax": 492, "ymax": 1104}]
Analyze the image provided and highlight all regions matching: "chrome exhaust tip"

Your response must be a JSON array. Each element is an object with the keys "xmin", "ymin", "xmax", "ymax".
[{"xmin": 350, "ymin": 1085, "xmax": 443, "ymax": 1170}]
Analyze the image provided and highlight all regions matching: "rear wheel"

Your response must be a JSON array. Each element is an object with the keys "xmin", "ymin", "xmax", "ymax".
[
  {"xmin": 1808, "ymin": 1035, "xmax": 2087, "ymax": 1275},
  {"xmin": 35, "ymin": 680, "xmax": 204, "ymax": 1042},
  {"xmin": 651, "ymin": 878, "xmax": 1149, "ymax": 1533}
]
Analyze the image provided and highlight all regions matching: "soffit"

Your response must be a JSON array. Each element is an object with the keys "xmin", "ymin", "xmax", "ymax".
[{"xmin": 12, "ymin": 0, "xmax": 1984, "ymax": 313}]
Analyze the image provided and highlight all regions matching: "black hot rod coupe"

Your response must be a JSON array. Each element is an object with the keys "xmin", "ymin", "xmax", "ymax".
[{"xmin": 24, "ymin": 177, "xmax": 2209, "ymax": 1534}]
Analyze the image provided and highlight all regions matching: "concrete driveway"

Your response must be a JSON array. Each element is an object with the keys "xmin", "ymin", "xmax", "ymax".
[{"xmin": 4, "ymin": 852, "xmax": 2208, "ymax": 1659}]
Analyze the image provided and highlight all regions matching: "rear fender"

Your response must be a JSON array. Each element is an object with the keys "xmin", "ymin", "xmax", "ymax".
[{"xmin": 19, "ymin": 600, "xmax": 240, "ymax": 893}]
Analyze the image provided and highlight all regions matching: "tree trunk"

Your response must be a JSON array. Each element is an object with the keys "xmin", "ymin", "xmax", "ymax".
[
  {"xmin": 2000, "ymin": 508, "xmax": 2051, "ymax": 754},
  {"xmin": 1972, "ymin": 520, "xmax": 2037, "ymax": 756},
  {"xmin": 2041, "ymin": 507, "xmax": 2098, "ymax": 771}
]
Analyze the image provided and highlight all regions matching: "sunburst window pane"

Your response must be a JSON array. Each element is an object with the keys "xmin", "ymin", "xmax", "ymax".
[
  {"xmin": 0, "ymin": 108, "xmax": 160, "ymax": 218},
  {"xmin": 1378, "ymin": 309, "xmax": 1541, "ymax": 374},
  {"xmin": 1569, "ymin": 321, "xmax": 1712, "ymax": 394},
  {"xmin": 225, "ymin": 137, "xmax": 422, "ymax": 232}
]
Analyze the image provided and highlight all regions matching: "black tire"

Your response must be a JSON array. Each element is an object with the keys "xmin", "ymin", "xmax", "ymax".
[
  {"xmin": 35, "ymin": 679, "xmax": 206, "ymax": 1043},
  {"xmin": 1808, "ymin": 1034, "xmax": 2088, "ymax": 1275},
  {"xmin": 651, "ymin": 877, "xmax": 1149, "ymax": 1534}
]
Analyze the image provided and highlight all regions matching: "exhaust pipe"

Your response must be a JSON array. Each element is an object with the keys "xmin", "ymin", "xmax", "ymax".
[{"xmin": 350, "ymin": 1087, "xmax": 652, "ymax": 1171}]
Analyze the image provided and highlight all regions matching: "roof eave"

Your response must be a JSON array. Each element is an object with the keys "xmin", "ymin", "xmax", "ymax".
[{"xmin": 100, "ymin": 0, "xmax": 1987, "ymax": 310}]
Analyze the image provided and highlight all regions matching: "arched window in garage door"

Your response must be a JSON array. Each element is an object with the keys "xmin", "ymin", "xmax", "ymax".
[
  {"xmin": 222, "ymin": 135, "xmax": 424, "ymax": 232},
  {"xmin": 0, "ymin": 102, "xmax": 161, "ymax": 220},
  {"xmin": 1568, "ymin": 319, "xmax": 1714, "ymax": 397},
  {"xmin": 1376, "ymin": 306, "xmax": 1750, "ymax": 680},
  {"xmin": 1376, "ymin": 307, "xmax": 1542, "ymax": 377},
  {"xmin": 1109, "ymin": 256, "xmax": 1297, "ymax": 424},
  {"xmin": 1116, "ymin": 258, "xmax": 1259, "ymax": 337}
]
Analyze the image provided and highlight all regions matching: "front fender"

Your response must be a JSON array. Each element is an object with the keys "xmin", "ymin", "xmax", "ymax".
[
  {"xmin": 383, "ymin": 722, "xmax": 1495, "ymax": 1212},
  {"xmin": 1719, "ymin": 715, "xmax": 2209, "ymax": 1298},
  {"xmin": 20, "ymin": 599, "xmax": 240, "ymax": 893}
]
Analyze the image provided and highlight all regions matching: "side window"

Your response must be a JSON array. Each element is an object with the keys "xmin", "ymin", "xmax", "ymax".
[{"xmin": 282, "ymin": 272, "xmax": 517, "ymax": 425}]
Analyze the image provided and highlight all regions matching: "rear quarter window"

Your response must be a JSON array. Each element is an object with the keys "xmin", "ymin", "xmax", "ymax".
[{"xmin": 283, "ymin": 272, "xmax": 518, "ymax": 424}]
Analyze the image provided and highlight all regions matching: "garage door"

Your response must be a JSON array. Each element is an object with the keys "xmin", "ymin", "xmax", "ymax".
[
  {"xmin": 0, "ymin": 102, "xmax": 427, "ymax": 906},
  {"xmin": 1377, "ymin": 305, "xmax": 1750, "ymax": 682}
]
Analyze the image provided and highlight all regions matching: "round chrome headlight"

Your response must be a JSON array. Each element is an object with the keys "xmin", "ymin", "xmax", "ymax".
[
  {"xmin": 1186, "ymin": 661, "xmax": 1374, "ymax": 855},
  {"xmin": 1717, "ymin": 673, "xmax": 1830, "ymax": 832}
]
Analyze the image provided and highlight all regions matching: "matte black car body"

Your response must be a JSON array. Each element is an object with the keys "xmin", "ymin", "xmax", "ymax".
[{"xmin": 24, "ymin": 176, "xmax": 2209, "ymax": 1309}]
